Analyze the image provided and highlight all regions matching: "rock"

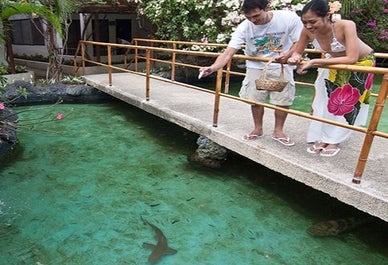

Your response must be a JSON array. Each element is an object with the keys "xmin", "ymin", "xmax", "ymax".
[
  {"xmin": 188, "ymin": 135, "xmax": 228, "ymax": 168},
  {"xmin": 2, "ymin": 81, "xmax": 115, "ymax": 105},
  {"xmin": 0, "ymin": 107, "xmax": 18, "ymax": 159}
]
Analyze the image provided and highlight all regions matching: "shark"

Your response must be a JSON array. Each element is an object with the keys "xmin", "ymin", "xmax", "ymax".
[{"xmin": 141, "ymin": 217, "xmax": 178, "ymax": 263}]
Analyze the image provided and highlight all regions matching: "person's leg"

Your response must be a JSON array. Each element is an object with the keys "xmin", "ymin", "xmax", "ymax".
[
  {"xmin": 268, "ymin": 66, "xmax": 295, "ymax": 146},
  {"xmin": 249, "ymin": 104, "xmax": 264, "ymax": 137},
  {"xmin": 239, "ymin": 68, "xmax": 267, "ymax": 140},
  {"xmin": 270, "ymin": 105, "xmax": 295, "ymax": 146},
  {"xmin": 273, "ymin": 106, "xmax": 288, "ymax": 139}
]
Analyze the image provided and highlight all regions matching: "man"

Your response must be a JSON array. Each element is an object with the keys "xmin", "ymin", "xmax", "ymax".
[{"xmin": 199, "ymin": 0, "xmax": 303, "ymax": 146}]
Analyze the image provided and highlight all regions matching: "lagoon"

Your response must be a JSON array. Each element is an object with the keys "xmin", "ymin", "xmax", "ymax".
[{"xmin": 0, "ymin": 101, "xmax": 387, "ymax": 264}]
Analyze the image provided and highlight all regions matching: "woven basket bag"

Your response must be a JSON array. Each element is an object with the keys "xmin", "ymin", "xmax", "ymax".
[{"xmin": 255, "ymin": 60, "xmax": 289, "ymax": 92}]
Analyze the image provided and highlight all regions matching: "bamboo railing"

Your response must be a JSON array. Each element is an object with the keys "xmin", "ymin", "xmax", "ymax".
[{"xmin": 75, "ymin": 39, "xmax": 388, "ymax": 184}]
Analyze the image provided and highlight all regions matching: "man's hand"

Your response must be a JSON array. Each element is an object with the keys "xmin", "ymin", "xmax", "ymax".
[
  {"xmin": 273, "ymin": 52, "xmax": 289, "ymax": 64},
  {"xmin": 198, "ymin": 66, "xmax": 214, "ymax": 79}
]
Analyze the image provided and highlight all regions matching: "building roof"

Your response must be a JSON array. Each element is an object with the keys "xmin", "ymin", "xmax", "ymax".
[{"xmin": 78, "ymin": 0, "xmax": 137, "ymax": 14}]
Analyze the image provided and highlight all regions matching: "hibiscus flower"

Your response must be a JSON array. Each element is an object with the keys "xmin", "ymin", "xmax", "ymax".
[{"xmin": 327, "ymin": 84, "xmax": 361, "ymax": 116}]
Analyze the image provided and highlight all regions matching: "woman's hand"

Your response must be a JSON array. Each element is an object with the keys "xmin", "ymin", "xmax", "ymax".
[
  {"xmin": 296, "ymin": 60, "xmax": 313, "ymax": 74},
  {"xmin": 287, "ymin": 54, "xmax": 302, "ymax": 65}
]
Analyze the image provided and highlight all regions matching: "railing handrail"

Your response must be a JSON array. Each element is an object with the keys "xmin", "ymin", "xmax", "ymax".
[
  {"xmin": 75, "ymin": 39, "xmax": 388, "ymax": 184},
  {"xmin": 131, "ymin": 38, "xmax": 388, "ymax": 59},
  {"xmin": 76, "ymin": 40, "xmax": 388, "ymax": 76}
]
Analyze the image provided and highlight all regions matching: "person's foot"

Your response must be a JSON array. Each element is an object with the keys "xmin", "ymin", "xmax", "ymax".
[
  {"xmin": 242, "ymin": 134, "xmax": 262, "ymax": 141},
  {"xmin": 320, "ymin": 144, "xmax": 340, "ymax": 157},
  {"xmin": 242, "ymin": 129, "xmax": 263, "ymax": 141},
  {"xmin": 271, "ymin": 135, "xmax": 295, "ymax": 146},
  {"xmin": 307, "ymin": 142, "xmax": 327, "ymax": 154}
]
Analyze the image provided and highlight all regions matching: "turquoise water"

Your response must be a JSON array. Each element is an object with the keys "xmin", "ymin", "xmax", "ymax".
[{"xmin": 0, "ymin": 102, "xmax": 387, "ymax": 265}]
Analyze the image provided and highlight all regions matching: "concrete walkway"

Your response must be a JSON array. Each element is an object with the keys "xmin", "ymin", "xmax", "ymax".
[{"xmin": 84, "ymin": 72, "xmax": 388, "ymax": 221}]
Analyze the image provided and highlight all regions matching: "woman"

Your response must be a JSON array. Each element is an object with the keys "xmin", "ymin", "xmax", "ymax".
[{"xmin": 288, "ymin": 0, "xmax": 375, "ymax": 157}]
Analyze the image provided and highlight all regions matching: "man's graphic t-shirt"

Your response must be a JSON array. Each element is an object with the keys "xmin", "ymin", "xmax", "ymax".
[{"xmin": 228, "ymin": 10, "xmax": 302, "ymax": 69}]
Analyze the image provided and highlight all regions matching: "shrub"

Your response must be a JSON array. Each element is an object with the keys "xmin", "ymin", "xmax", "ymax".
[
  {"xmin": 0, "ymin": 64, "xmax": 8, "ymax": 75},
  {"xmin": 136, "ymin": 0, "xmax": 306, "ymax": 50},
  {"xmin": 343, "ymin": 0, "xmax": 388, "ymax": 52}
]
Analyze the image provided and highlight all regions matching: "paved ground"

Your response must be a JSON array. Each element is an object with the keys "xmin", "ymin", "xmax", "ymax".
[{"xmin": 84, "ymin": 72, "xmax": 388, "ymax": 221}]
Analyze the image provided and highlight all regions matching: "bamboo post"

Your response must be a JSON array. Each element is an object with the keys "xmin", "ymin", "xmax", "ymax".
[
  {"xmin": 171, "ymin": 43, "xmax": 176, "ymax": 81},
  {"xmin": 146, "ymin": 49, "xmax": 151, "ymax": 101},
  {"xmin": 107, "ymin": 45, "xmax": 112, "ymax": 86},
  {"xmin": 353, "ymin": 73, "xmax": 388, "ymax": 184},
  {"xmin": 150, "ymin": 41, "xmax": 155, "ymax": 69},
  {"xmin": 135, "ymin": 39, "xmax": 139, "ymax": 72},
  {"xmin": 224, "ymin": 60, "xmax": 232, "ymax": 94},
  {"xmin": 213, "ymin": 68, "xmax": 223, "ymax": 127}
]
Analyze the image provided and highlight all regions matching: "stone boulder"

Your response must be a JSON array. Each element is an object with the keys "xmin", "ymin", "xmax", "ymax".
[
  {"xmin": 2, "ymin": 81, "xmax": 115, "ymax": 105},
  {"xmin": 0, "ymin": 107, "xmax": 18, "ymax": 161},
  {"xmin": 188, "ymin": 135, "xmax": 228, "ymax": 168}
]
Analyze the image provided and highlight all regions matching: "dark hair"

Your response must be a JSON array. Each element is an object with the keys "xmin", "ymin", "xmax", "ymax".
[
  {"xmin": 242, "ymin": 0, "xmax": 269, "ymax": 13},
  {"xmin": 301, "ymin": 0, "xmax": 329, "ymax": 17}
]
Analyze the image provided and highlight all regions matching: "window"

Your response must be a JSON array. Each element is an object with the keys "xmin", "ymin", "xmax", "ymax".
[{"xmin": 11, "ymin": 18, "xmax": 45, "ymax": 45}]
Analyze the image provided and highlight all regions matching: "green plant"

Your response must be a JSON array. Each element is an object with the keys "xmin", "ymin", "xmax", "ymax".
[
  {"xmin": 0, "ymin": 64, "xmax": 8, "ymax": 75},
  {"xmin": 34, "ymin": 78, "xmax": 57, "ymax": 87},
  {"xmin": 0, "ymin": 64, "xmax": 27, "ymax": 75},
  {"xmin": 136, "ymin": 0, "xmax": 307, "ymax": 51},
  {"xmin": 15, "ymin": 65, "xmax": 27, "ymax": 73},
  {"xmin": 60, "ymin": 75, "xmax": 85, "ymax": 85},
  {"xmin": 0, "ymin": 76, "xmax": 7, "ymax": 91},
  {"xmin": 15, "ymin": 54, "xmax": 49, "ymax": 62}
]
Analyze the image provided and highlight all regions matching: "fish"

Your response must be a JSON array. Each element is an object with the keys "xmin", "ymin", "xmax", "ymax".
[
  {"xmin": 307, "ymin": 216, "xmax": 374, "ymax": 237},
  {"xmin": 141, "ymin": 217, "xmax": 178, "ymax": 263}
]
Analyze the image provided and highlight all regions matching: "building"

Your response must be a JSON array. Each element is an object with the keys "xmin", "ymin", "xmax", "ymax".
[{"xmin": 9, "ymin": 1, "xmax": 150, "ymax": 60}]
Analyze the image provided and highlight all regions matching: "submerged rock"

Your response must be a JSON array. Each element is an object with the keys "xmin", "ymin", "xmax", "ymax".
[
  {"xmin": 0, "ymin": 107, "xmax": 18, "ymax": 160},
  {"xmin": 188, "ymin": 135, "xmax": 228, "ymax": 168}
]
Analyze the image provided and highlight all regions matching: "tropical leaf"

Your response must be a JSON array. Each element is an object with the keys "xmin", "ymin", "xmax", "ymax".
[
  {"xmin": 324, "ymin": 78, "xmax": 337, "ymax": 97},
  {"xmin": 344, "ymin": 104, "xmax": 360, "ymax": 125}
]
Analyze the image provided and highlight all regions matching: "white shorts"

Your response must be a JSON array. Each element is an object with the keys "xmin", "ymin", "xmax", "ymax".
[{"xmin": 239, "ymin": 67, "xmax": 296, "ymax": 106}]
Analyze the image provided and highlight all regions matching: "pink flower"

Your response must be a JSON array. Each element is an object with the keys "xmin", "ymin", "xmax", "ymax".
[
  {"xmin": 0, "ymin": 102, "xmax": 4, "ymax": 110},
  {"xmin": 379, "ymin": 29, "xmax": 388, "ymax": 40},
  {"xmin": 327, "ymin": 84, "xmax": 361, "ymax": 116},
  {"xmin": 56, "ymin": 113, "xmax": 63, "ymax": 120},
  {"xmin": 366, "ymin": 20, "xmax": 377, "ymax": 27}
]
